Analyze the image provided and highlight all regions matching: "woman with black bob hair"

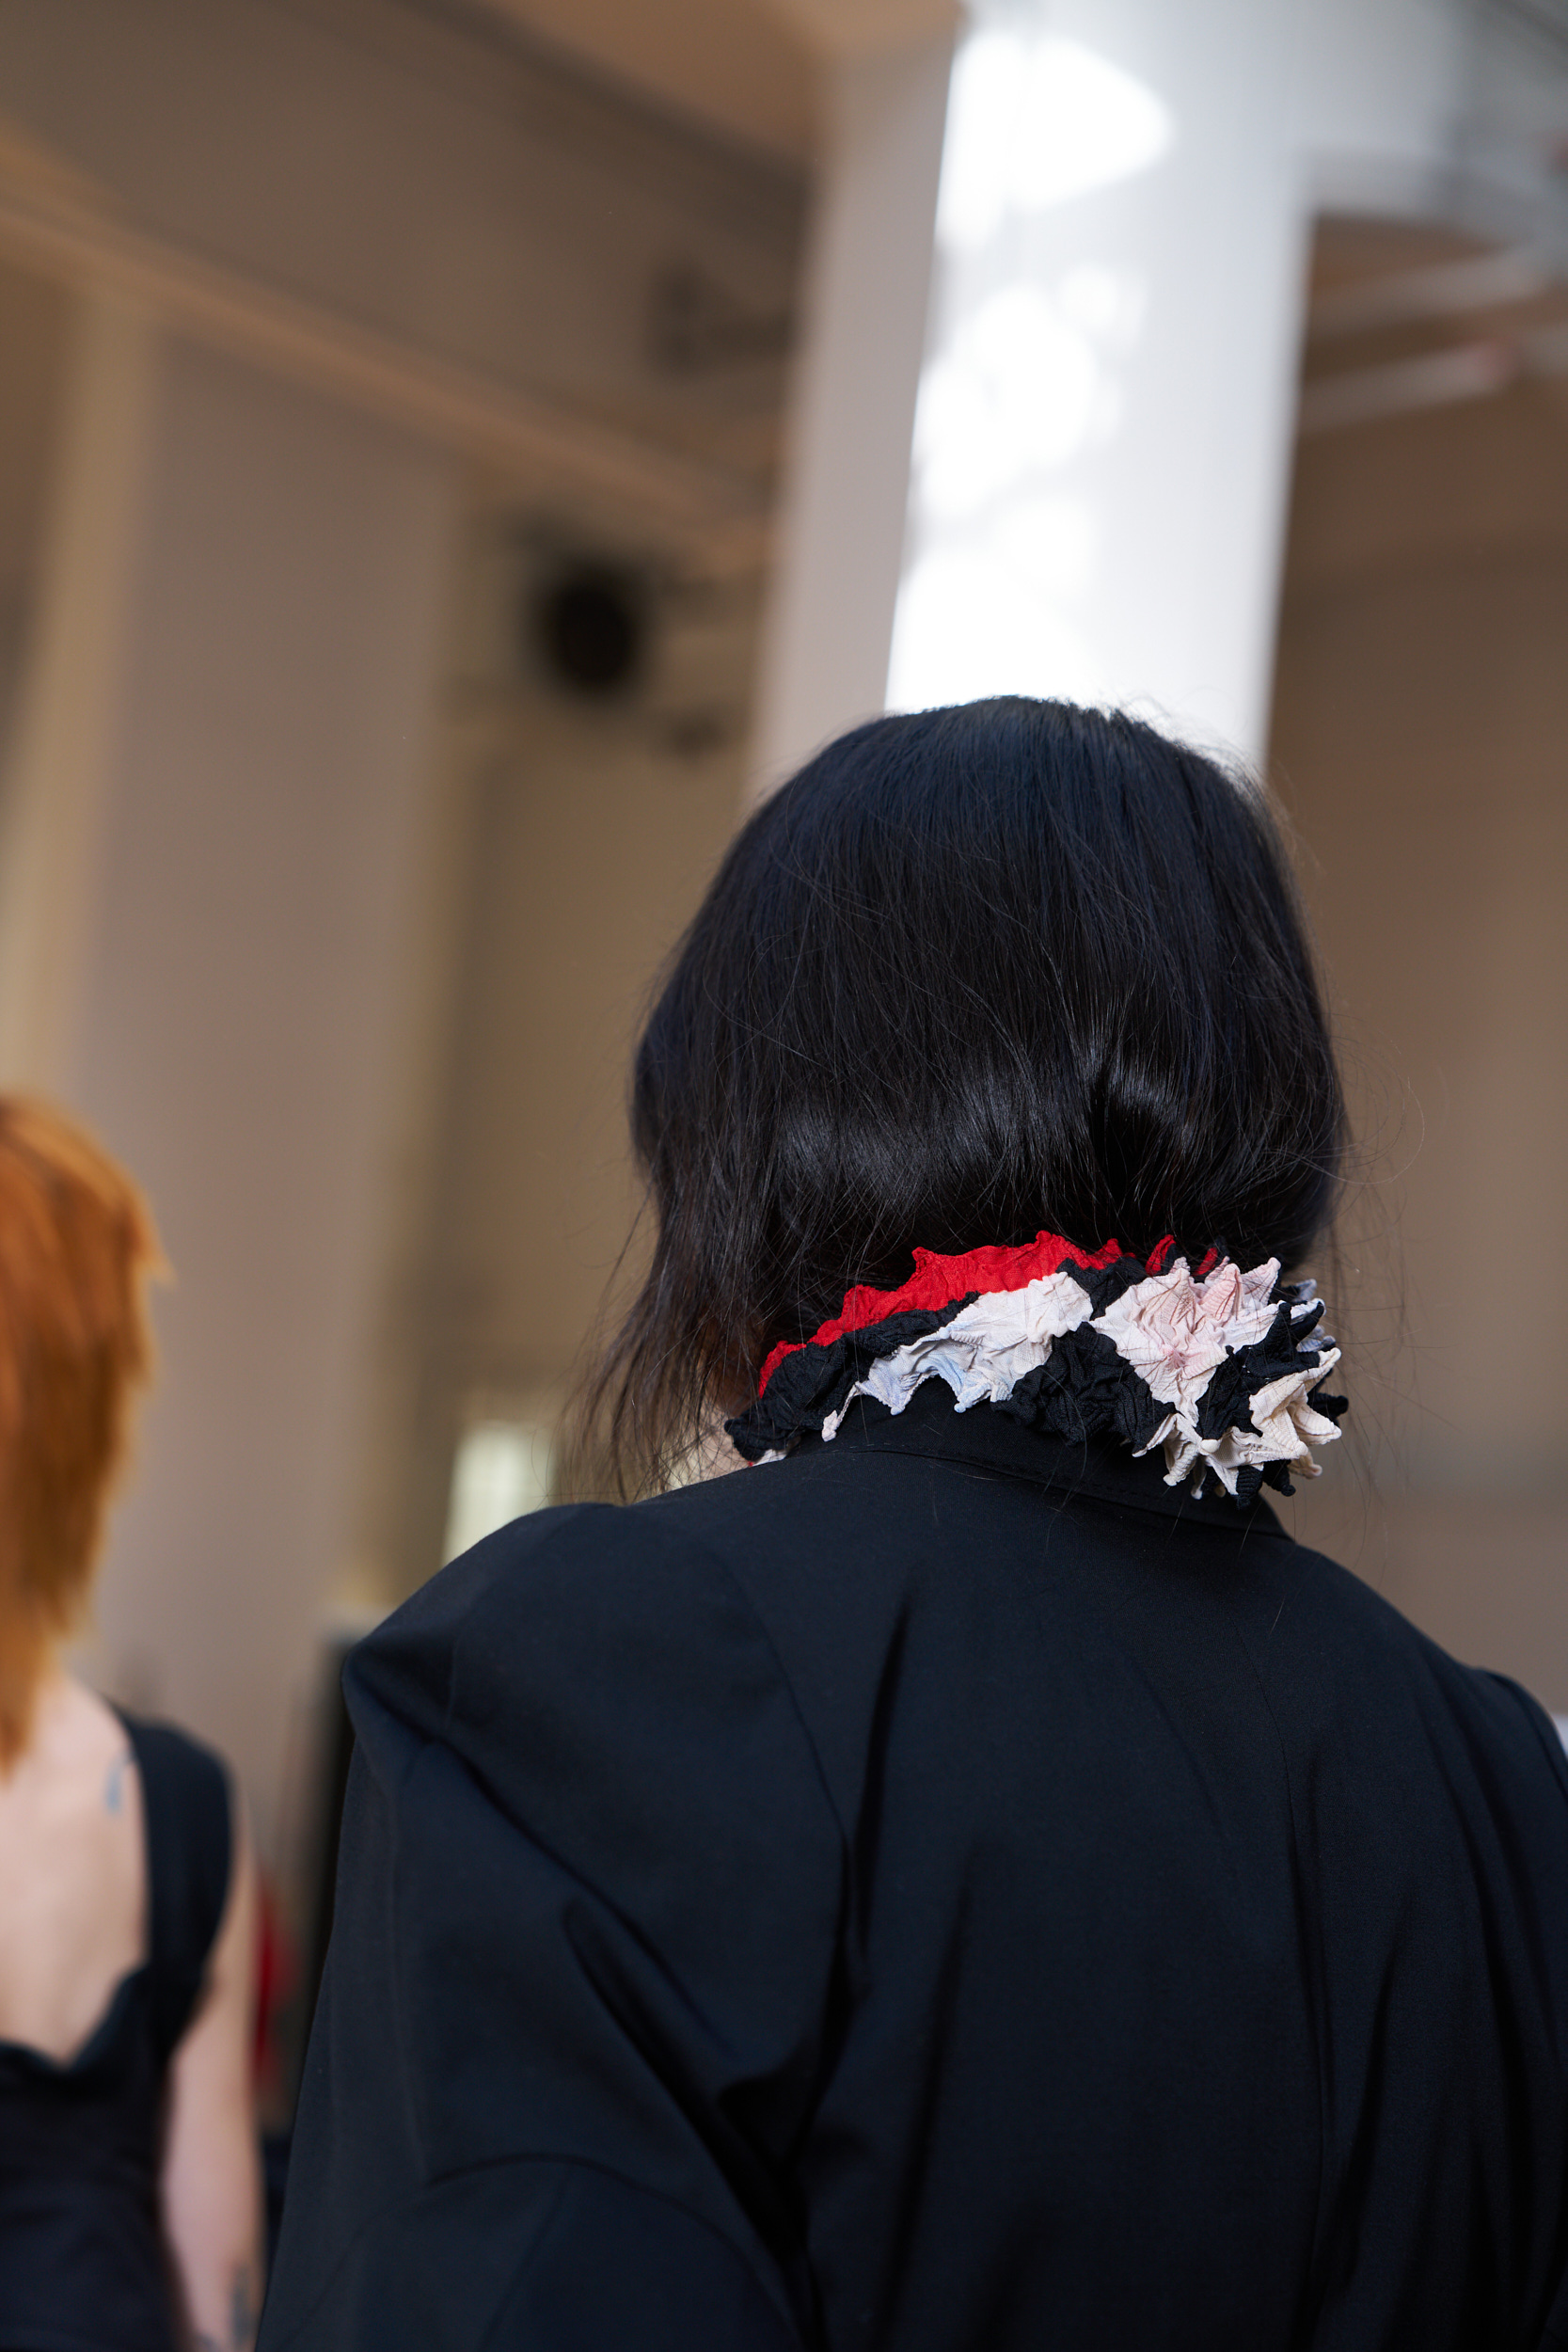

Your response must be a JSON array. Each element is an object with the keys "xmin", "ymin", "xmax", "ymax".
[
  {"xmin": 264, "ymin": 700, "xmax": 1568, "ymax": 2352},
  {"xmin": 603, "ymin": 694, "xmax": 1344, "ymax": 1491}
]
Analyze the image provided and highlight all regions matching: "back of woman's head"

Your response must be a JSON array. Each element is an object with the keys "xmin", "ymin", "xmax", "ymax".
[
  {"xmin": 0, "ymin": 1098, "xmax": 161, "ymax": 1762},
  {"xmin": 587, "ymin": 696, "xmax": 1343, "ymax": 1492}
]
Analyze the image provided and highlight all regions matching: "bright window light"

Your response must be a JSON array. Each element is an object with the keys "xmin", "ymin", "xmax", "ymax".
[
  {"xmin": 444, "ymin": 1418, "xmax": 556, "ymax": 1562},
  {"xmin": 937, "ymin": 29, "xmax": 1174, "ymax": 253}
]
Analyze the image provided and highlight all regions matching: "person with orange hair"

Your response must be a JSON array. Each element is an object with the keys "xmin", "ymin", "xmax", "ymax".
[{"xmin": 0, "ymin": 1097, "xmax": 261, "ymax": 2352}]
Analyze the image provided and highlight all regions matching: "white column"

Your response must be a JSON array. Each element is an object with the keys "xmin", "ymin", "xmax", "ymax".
[
  {"xmin": 752, "ymin": 30, "xmax": 955, "ymax": 790},
  {"xmin": 889, "ymin": 0, "xmax": 1309, "ymax": 766},
  {"xmin": 761, "ymin": 0, "xmax": 1470, "ymax": 778}
]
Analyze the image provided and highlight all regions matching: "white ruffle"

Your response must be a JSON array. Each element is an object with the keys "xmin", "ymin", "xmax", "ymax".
[
  {"xmin": 820, "ymin": 1270, "xmax": 1097, "ymax": 1440},
  {"xmin": 1140, "ymin": 1348, "xmax": 1343, "ymax": 1497},
  {"xmin": 1092, "ymin": 1258, "xmax": 1282, "ymax": 1413},
  {"xmin": 816, "ymin": 1253, "xmax": 1341, "ymax": 1497}
]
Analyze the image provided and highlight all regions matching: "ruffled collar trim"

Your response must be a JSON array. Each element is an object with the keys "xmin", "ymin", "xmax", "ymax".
[{"xmin": 725, "ymin": 1232, "xmax": 1346, "ymax": 1505}]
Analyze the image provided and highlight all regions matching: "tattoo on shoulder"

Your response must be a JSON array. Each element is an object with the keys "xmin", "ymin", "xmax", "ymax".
[{"xmin": 103, "ymin": 1749, "xmax": 132, "ymax": 1815}]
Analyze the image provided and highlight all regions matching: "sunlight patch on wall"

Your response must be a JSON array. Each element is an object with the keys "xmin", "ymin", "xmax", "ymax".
[{"xmin": 888, "ymin": 9, "xmax": 1168, "ymax": 716}]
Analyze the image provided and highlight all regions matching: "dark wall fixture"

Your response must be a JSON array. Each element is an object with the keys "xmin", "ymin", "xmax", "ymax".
[
  {"xmin": 647, "ymin": 262, "xmax": 793, "ymax": 374},
  {"xmin": 534, "ymin": 563, "xmax": 645, "ymax": 695}
]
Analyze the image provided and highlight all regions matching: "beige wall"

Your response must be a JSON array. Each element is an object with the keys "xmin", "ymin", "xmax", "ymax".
[
  {"xmin": 0, "ymin": 0, "xmax": 802, "ymax": 464},
  {"xmin": 382, "ymin": 517, "xmax": 764, "ymax": 1591},
  {"xmin": 1269, "ymin": 227, "xmax": 1568, "ymax": 1709},
  {"xmin": 60, "ymin": 337, "xmax": 457, "ymax": 1845},
  {"xmin": 0, "ymin": 260, "xmax": 68, "ymax": 730},
  {"xmin": 0, "ymin": 0, "xmax": 803, "ymax": 1872}
]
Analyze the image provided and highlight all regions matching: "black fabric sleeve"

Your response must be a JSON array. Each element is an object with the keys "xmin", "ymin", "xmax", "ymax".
[{"xmin": 261, "ymin": 1505, "xmax": 847, "ymax": 2352}]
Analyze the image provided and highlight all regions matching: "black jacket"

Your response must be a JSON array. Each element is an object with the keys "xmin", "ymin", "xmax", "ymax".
[{"xmin": 261, "ymin": 1383, "xmax": 1568, "ymax": 2350}]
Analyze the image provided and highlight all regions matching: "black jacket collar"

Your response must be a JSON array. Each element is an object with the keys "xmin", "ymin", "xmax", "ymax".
[{"xmin": 800, "ymin": 1376, "xmax": 1289, "ymax": 1535}]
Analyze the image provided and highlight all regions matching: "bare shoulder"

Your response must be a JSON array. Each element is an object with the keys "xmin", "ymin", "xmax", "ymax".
[
  {"xmin": 0, "ymin": 1671, "xmax": 145, "ymax": 2058},
  {"xmin": 0, "ymin": 1670, "xmax": 137, "ymax": 1816}
]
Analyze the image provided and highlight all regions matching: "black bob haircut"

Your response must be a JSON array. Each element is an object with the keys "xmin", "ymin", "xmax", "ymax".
[{"xmin": 581, "ymin": 697, "xmax": 1343, "ymax": 1493}]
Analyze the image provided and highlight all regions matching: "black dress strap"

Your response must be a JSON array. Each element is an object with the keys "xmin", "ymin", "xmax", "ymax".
[{"xmin": 119, "ymin": 1713, "xmax": 233, "ymax": 2061}]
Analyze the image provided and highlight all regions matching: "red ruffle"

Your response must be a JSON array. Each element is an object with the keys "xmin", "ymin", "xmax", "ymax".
[{"xmin": 758, "ymin": 1229, "xmax": 1133, "ymax": 1395}]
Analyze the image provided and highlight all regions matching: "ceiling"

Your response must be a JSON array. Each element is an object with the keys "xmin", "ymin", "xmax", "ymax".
[{"xmin": 1300, "ymin": 215, "xmax": 1568, "ymax": 436}]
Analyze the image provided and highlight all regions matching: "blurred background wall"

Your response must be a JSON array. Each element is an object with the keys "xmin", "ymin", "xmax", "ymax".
[
  {"xmin": 1271, "ymin": 208, "xmax": 1568, "ymax": 1692},
  {"xmin": 0, "ymin": 0, "xmax": 1565, "ymax": 1964}
]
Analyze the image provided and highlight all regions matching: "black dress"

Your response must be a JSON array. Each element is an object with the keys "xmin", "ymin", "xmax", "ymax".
[
  {"xmin": 262, "ymin": 1385, "xmax": 1568, "ymax": 2349},
  {"xmin": 0, "ymin": 1714, "xmax": 231, "ymax": 2352}
]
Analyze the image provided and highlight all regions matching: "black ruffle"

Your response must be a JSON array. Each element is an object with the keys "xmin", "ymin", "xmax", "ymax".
[
  {"xmin": 994, "ymin": 1324, "xmax": 1164, "ymax": 1453},
  {"xmin": 726, "ymin": 1297, "xmax": 976, "ymax": 1463},
  {"xmin": 1192, "ymin": 1297, "xmax": 1325, "ymax": 1441}
]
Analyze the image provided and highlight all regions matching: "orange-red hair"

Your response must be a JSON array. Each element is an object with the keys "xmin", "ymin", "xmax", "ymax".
[{"xmin": 0, "ymin": 1096, "xmax": 162, "ymax": 1765}]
